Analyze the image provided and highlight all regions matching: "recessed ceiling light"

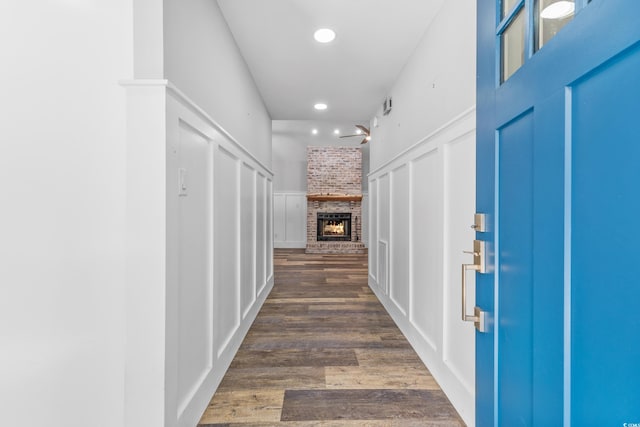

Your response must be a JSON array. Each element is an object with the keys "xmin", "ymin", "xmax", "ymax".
[
  {"xmin": 334, "ymin": 129, "xmax": 340, "ymax": 135},
  {"xmin": 314, "ymin": 28, "xmax": 336, "ymax": 43},
  {"xmin": 311, "ymin": 129, "xmax": 318, "ymax": 135},
  {"xmin": 356, "ymin": 129, "xmax": 362, "ymax": 135},
  {"xmin": 541, "ymin": 1, "xmax": 575, "ymax": 19},
  {"xmin": 314, "ymin": 103, "xmax": 328, "ymax": 111}
]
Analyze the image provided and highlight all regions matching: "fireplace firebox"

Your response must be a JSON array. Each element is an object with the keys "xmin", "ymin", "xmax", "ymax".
[{"xmin": 317, "ymin": 212, "xmax": 352, "ymax": 241}]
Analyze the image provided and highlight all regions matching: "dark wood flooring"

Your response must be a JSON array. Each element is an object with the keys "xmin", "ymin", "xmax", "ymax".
[{"xmin": 198, "ymin": 249, "xmax": 465, "ymax": 426}]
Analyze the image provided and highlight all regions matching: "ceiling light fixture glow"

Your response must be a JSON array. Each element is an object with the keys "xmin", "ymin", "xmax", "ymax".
[
  {"xmin": 314, "ymin": 103, "xmax": 328, "ymax": 111},
  {"xmin": 311, "ymin": 129, "xmax": 318, "ymax": 135},
  {"xmin": 334, "ymin": 129, "xmax": 340, "ymax": 135},
  {"xmin": 314, "ymin": 28, "xmax": 336, "ymax": 43},
  {"xmin": 356, "ymin": 129, "xmax": 362, "ymax": 135},
  {"xmin": 540, "ymin": 1, "xmax": 575, "ymax": 19}
]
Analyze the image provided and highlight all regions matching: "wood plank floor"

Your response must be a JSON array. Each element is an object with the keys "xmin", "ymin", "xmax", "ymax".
[{"xmin": 198, "ymin": 249, "xmax": 465, "ymax": 427}]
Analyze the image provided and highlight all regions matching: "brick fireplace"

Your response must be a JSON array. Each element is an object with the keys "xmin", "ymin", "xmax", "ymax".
[{"xmin": 306, "ymin": 146, "xmax": 365, "ymax": 254}]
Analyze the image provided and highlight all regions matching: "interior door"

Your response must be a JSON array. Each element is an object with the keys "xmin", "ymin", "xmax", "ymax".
[{"xmin": 474, "ymin": 0, "xmax": 640, "ymax": 425}]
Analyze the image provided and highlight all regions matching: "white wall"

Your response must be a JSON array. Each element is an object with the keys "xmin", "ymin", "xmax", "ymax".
[
  {"xmin": 133, "ymin": 0, "xmax": 164, "ymax": 78},
  {"xmin": 367, "ymin": 2, "xmax": 477, "ymax": 426},
  {"xmin": 0, "ymin": 2, "xmax": 133, "ymax": 426},
  {"xmin": 0, "ymin": 1, "xmax": 273, "ymax": 427},
  {"xmin": 369, "ymin": 1, "xmax": 477, "ymax": 171},
  {"xmin": 164, "ymin": 0, "xmax": 272, "ymax": 167}
]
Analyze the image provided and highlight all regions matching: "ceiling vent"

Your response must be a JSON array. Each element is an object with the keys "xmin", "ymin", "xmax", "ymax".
[{"xmin": 383, "ymin": 97, "xmax": 393, "ymax": 116}]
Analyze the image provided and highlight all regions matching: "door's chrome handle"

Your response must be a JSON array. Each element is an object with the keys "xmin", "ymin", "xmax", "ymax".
[
  {"xmin": 461, "ymin": 239, "xmax": 489, "ymax": 333},
  {"xmin": 461, "ymin": 263, "xmax": 488, "ymax": 332},
  {"xmin": 462, "ymin": 263, "xmax": 480, "ymax": 322}
]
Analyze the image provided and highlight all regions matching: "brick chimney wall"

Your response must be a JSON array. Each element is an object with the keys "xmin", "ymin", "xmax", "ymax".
[{"xmin": 307, "ymin": 146, "xmax": 362, "ymax": 194}]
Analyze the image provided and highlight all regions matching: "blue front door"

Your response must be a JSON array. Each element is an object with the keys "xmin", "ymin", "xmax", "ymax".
[{"xmin": 475, "ymin": 1, "xmax": 640, "ymax": 425}]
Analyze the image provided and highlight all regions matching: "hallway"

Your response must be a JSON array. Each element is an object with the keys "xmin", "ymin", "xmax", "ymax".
[{"xmin": 198, "ymin": 249, "xmax": 465, "ymax": 426}]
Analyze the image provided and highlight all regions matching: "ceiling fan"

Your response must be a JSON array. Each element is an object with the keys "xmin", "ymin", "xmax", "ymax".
[{"xmin": 339, "ymin": 125, "xmax": 371, "ymax": 144}]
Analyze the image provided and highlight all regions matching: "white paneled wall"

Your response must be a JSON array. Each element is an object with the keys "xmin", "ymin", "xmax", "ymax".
[
  {"xmin": 273, "ymin": 192, "xmax": 307, "ymax": 248},
  {"xmin": 368, "ymin": 107, "xmax": 476, "ymax": 426},
  {"xmin": 124, "ymin": 80, "xmax": 274, "ymax": 427},
  {"xmin": 173, "ymin": 90, "xmax": 273, "ymax": 426}
]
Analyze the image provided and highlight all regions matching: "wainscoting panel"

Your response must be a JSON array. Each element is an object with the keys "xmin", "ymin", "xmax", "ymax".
[
  {"xmin": 410, "ymin": 148, "xmax": 441, "ymax": 352},
  {"xmin": 369, "ymin": 181, "xmax": 378, "ymax": 283},
  {"xmin": 273, "ymin": 194, "xmax": 286, "ymax": 244},
  {"xmin": 256, "ymin": 173, "xmax": 267, "ymax": 295},
  {"xmin": 367, "ymin": 107, "xmax": 476, "ymax": 426},
  {"xmin": 265, "ymin": 179, "xmax": 273, "ymax": 282},
  {"xmin": 214, "ymin": 146, "xmax": 241, "ymax": 357},
  {"xmin": 361, "ymin": 193, "xmax": 369, "ymax": 247},
  {"xmin": 378, "ymin": 240, "xmax": 388, "ymax": 296},
  {"xmin": 285, "ymin": 193, "xmax": 305, "ymax": 246},
  {"xmin": 390, "ymin": 164, "xmax": 410, "ymax": 315},
  {"xmin": 378, "ymin": 174, "xmax": 391, "ymax": 296},
  {"xmin": 125, "ymin": 81, "xmax": 276, "ymax": 427},
  {"xmin": 240, "ymin": 163, "xmax": 257, "ymax": 319},
  {"xmin": 273, "ymin": 192, "xmax": 306, "ymax": 248}
]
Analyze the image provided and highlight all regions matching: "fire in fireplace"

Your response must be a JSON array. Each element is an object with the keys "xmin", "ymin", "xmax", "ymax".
[{"xmin": 317, "ymin": 212, "xmax": 352, "ymax": 241}]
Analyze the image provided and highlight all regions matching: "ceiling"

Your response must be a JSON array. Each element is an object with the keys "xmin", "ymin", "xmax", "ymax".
[{"xmin": 217, "ymin": 0, "xmax": 445, "ymax": 122}]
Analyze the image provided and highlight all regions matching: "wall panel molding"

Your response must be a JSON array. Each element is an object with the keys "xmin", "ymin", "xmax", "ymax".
[
  {"xmin": 369, "ymin": 181, "xmax": 378, "ymax": 282},
  {"xmin": 390, "ymin": 164, "xmax": 410, "ymax": 315},
  {"xmin": 377, "ymin": 240, "xmax": 388, "ymax": 294},
  {"xmin": 409, "ymin": 148, "xmax": 441, "ymax": 354},
  {"xmin": 240, "ymin": 163, "xmax": 257, "ymax": 320}
]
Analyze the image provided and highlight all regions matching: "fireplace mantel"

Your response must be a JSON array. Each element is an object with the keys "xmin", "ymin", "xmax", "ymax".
[{"xmin": 306, "ymin": 193, "xmax": 363, "ymax": 202}]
